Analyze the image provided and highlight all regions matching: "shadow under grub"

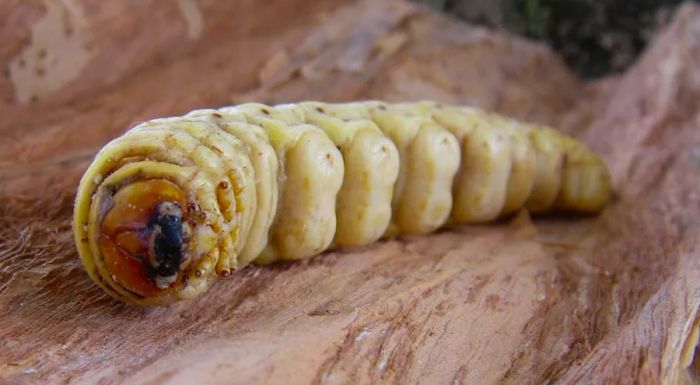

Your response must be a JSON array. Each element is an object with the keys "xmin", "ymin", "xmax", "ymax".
[{"xmin": 412, "ymin": 0, "xmax": 688, "ymax": 78}]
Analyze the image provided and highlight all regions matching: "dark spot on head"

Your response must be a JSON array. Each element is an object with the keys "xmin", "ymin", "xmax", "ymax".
[
  {"xmin": 261, "ymin": 108, "xmax": 271, "ymax": 115},
  {"xmin": 150, "ymin": 212, "xmax": 183, "ymax": 278},
  {"xmin": 378, "ymin": 105, "xmax": 387, "ymax": 111},
  {"xmin": 147, "ymin": 203, "xmax": 184, "ymax": 283},
  {"xmin": 315, "ymin": 107, "xmax": 325, "ymax": 113},
  {"xmin": 212, "ymin": 112, "xmax": 223, "ymax": 118}
]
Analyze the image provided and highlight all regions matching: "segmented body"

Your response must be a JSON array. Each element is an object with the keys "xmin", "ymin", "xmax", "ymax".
[{"xmin": 73, "ymin": 101, "xmax": 612, "ymax": 305}]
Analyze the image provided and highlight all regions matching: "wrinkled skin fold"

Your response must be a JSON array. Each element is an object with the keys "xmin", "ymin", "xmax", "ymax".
[{"xmin": 73, "ymin": 101, "xmax": 612, "ymax": 305}]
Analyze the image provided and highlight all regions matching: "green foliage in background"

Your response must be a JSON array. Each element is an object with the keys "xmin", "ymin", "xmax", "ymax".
[{"xmin": 415, "ymin": 0, "xmax": 692, "ymax": 78}]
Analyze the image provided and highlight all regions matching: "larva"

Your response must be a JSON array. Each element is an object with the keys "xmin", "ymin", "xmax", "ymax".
[{"xmin": 73, "ymin": 101, "xmax": 612, "ymax": 305}]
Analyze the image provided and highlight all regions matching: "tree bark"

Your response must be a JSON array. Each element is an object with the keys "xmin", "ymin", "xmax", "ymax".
[{"xmin": 1, "ymin": 1, "xmax": 699, "ymax": 384}]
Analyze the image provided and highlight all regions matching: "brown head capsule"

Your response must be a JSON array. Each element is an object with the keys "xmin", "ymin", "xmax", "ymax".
[{"xmin": 98, "ymin": 179, "xmax": 189, "ymax": 297}]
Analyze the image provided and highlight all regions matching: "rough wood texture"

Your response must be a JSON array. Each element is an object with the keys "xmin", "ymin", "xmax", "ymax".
[{"xmin": 1, "ymin": 1, "xmax": 699, "ymax": 384}]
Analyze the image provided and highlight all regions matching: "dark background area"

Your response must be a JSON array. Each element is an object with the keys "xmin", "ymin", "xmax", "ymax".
[{"xmin": 414, "ymin": 0, "xmax": 693, "ymax": 78}]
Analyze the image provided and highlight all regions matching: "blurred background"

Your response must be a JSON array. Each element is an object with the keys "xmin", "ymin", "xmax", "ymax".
[{"xmin": 414, "ymin": 0, "xmax": 689, "ymax": 77}]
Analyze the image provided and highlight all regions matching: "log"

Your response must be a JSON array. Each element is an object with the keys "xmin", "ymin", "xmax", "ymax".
[{"xmin": 1, "ymin": 0, "xmax": 699, "ymax": 384}]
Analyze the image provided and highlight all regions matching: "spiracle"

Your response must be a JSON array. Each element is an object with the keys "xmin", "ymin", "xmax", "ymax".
[{"xmin": 73, "ymin": 101, "xmax": 612, "ymax": 305}]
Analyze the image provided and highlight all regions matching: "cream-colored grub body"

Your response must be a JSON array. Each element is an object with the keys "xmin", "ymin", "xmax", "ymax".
[{"xmin": 73, "ymin": 101, "xmax": 612, "ymax": 305}]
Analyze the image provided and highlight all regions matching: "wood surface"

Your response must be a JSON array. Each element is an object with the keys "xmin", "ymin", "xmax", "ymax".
[{"xmin": 1, "ymin": 0, "xmax": 700, "ymax": 384}]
